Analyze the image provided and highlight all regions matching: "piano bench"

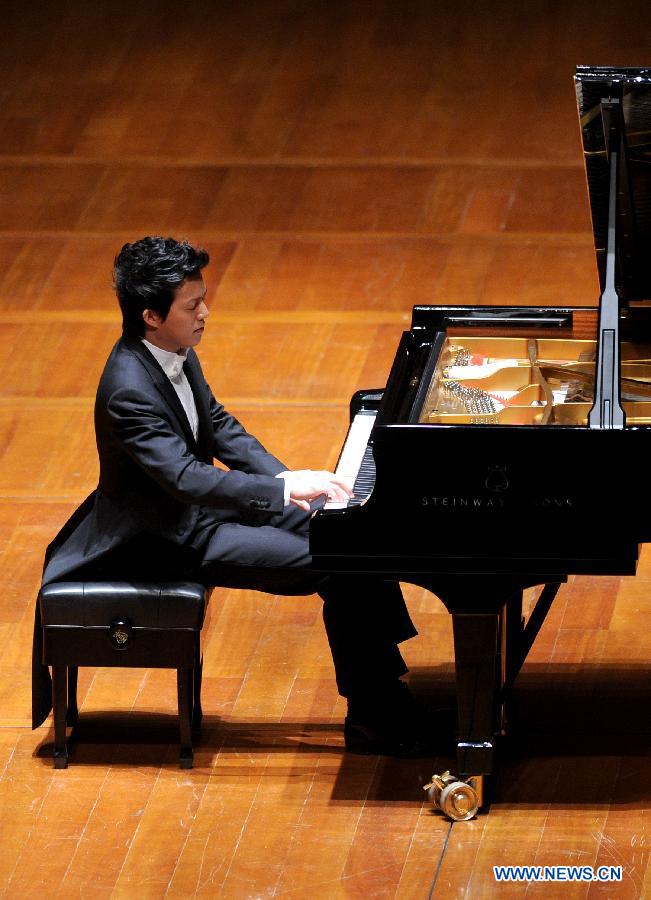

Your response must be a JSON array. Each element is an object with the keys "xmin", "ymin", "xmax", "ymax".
[{"xmin": 39, "ymin": 581, "xmax": 209, "ymax": 770}]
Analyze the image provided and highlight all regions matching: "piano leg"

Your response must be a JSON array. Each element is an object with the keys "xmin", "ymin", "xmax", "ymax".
[
  {"xmin": 504, "ymin": 591, "xmax": 524, "ymax": 688},
  {"xmin": 423, "ymin": 577, "xmax": 526, "ymax": 790},
  {"xmin": 419, "ymin": 578, "xmax": 564, "ymax": 819},
  {"xmin": 451, "ymin": 610, "xmax": 502, "ymax": 781}
]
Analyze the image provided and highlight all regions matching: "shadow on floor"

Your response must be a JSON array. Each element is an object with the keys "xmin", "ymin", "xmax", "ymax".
[{"xmin": 34, "ymin": 661, "xmax": 650, "ymax": 808}]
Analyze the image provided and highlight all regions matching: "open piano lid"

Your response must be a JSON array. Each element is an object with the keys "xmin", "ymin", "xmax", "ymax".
[{"xmin": 576, "ymin": 66, "xmax": 651, "ymax": 304}]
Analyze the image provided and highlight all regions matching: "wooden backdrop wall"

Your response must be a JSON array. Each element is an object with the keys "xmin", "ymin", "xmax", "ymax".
[{"xmin": 0, "ymin": 1, "xmax": 649, "ymax": 897}]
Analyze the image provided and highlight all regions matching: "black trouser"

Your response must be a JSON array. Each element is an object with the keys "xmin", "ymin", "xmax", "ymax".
[
  {"xmin": 191, "ymin": 503, "xmax": 417, "ymax": 698},
  {"xmin": 72, "ymin": 504, "xmax": 418, "ymax": 699}
]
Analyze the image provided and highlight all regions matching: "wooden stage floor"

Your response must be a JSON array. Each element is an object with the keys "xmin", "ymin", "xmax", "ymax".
[{"xmin": 0, "ymin": 1, "xmax": 649, "ymax": 897}]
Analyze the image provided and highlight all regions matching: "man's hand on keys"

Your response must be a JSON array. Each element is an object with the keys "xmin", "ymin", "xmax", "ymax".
[{"xmin": 277, "ymin": 470, "xmax": 354, "ymax": 511}]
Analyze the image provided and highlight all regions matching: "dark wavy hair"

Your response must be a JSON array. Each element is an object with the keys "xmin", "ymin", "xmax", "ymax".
[{"xmin": 113, "ymin": 236, "xmax": 210, "ymax": 337}]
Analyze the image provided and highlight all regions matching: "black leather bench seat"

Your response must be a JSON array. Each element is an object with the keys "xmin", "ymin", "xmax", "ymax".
[{"xmin": 39, "ymin": 581, "xmax": 209, "ymax": 769}]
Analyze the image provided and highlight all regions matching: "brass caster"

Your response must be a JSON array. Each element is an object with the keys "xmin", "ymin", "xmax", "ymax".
[{"xmin": 424, "ymin": 771, "xmax": 482, "ymax": 821}]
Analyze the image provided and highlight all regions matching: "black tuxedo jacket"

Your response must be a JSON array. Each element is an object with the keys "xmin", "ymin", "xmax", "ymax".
[
  {"xmin": 33, "ymin": 335, "xmax": 287, "ymax": 725},
  {"xmin": 42, "ymin": 335, "xmax": 286, "ymax": 585}
]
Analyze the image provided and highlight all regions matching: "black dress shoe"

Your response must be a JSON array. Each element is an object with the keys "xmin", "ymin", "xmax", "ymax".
[{"xmin": 344, "ymin": 681, "xmax": 437, "ymax": 758}]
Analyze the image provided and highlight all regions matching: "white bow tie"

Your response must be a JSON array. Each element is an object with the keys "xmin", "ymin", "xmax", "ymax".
[{"xmin": 168, "ymin": 356, "xmax": 185, "ymax": 379}]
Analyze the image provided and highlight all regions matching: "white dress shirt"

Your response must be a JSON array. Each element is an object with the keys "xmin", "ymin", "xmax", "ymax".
[
  {"xmin": 141, "ymin": 338, "xmax": 291, "ymax": 504},
  {"xmin": 141, "ymin": 339, "xmax": 199, "ymax": 441}
]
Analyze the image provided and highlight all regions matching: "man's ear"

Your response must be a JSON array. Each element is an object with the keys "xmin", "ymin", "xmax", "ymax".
[{"xmin": 142, "ymin": 308, "xmax": 161, "ymax": 329}]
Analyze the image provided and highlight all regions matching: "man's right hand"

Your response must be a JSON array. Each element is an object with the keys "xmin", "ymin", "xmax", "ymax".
[{"xmin": 276, "ymin": 470, "xmax": 354, "ymax": 511}]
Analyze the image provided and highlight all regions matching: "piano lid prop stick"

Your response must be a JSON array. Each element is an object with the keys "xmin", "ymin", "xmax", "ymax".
[{"xmin": 588, "ymin": 97, "xmax": 626, "ymax": 430}]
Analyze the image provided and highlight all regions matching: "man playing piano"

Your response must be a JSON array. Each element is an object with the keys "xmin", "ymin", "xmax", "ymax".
[{"xmin": 34, "ymin": 236, "xmax": 432, "ymax": 756}]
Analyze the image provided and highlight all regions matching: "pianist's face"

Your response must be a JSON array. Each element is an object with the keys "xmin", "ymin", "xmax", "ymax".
[{"xmin": 142, "ymin": 275, "xmax": 209, "ymax": 352}]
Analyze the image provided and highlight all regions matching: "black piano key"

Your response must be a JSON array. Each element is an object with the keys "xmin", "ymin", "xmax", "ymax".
[{"xmin": 349, "ymin": 444, "xmax": 376, "ymax": 506}]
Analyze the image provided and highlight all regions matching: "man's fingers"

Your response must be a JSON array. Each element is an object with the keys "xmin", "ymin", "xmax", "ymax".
[
  {"xmin": 326, "ymin": 484, "xmax": 350, "ymax": 502},
  {"xmin": 330, "ymin": 476, "xmax": 354, "ymax": 496},
  {"xmin": 316, "ymin": 472, "xmax": 354, "ymax": 496},
  {"xmin": 290, "ymin": 497, "xmax": 311, "ymax": 511},
  {"xmin": 285, "ymin": 469, "xmax": 355, "ymax": 504}
]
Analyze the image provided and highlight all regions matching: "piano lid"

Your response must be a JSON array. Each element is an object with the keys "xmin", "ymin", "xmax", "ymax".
[{"xmin": 575, "ymin": 66, "xmax": 651, "ymax": 303}]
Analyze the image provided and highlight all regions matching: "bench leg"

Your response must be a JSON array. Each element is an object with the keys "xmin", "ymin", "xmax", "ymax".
[
  {"xmin": 192, "ymin": 642, "xmax": 203, "ymax": 732},
  {"xmin": 177, "ymin": 668, "xmax": 194, "ymax": 769},
  {"xmin": 52, "ymin": 665, "xmax": 68, "ymax": 769},
  {"xmin": 66, "ymin": 666, "xmax": 79, "ymax": 726}
]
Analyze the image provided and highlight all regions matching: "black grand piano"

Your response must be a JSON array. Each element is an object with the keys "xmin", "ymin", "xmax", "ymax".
[{"xmin": 310, "ymin": 65, "xmax": 651, "ymax": 819}]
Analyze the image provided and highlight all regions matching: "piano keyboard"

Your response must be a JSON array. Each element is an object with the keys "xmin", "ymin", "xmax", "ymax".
[{"xmin": 324, "ymin": 410, "xmax": 377, "ymax": 509}]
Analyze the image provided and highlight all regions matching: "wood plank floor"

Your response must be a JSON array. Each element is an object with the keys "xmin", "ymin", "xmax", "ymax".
[{"xmin": 0, "ymin": 1, "xmax": 649, "ymax": 897}]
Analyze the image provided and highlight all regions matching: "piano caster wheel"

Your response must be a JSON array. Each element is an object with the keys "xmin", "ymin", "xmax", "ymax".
[{"xmin": 424, "ymin": 771, "xmax": 482, "ymax": 822}]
